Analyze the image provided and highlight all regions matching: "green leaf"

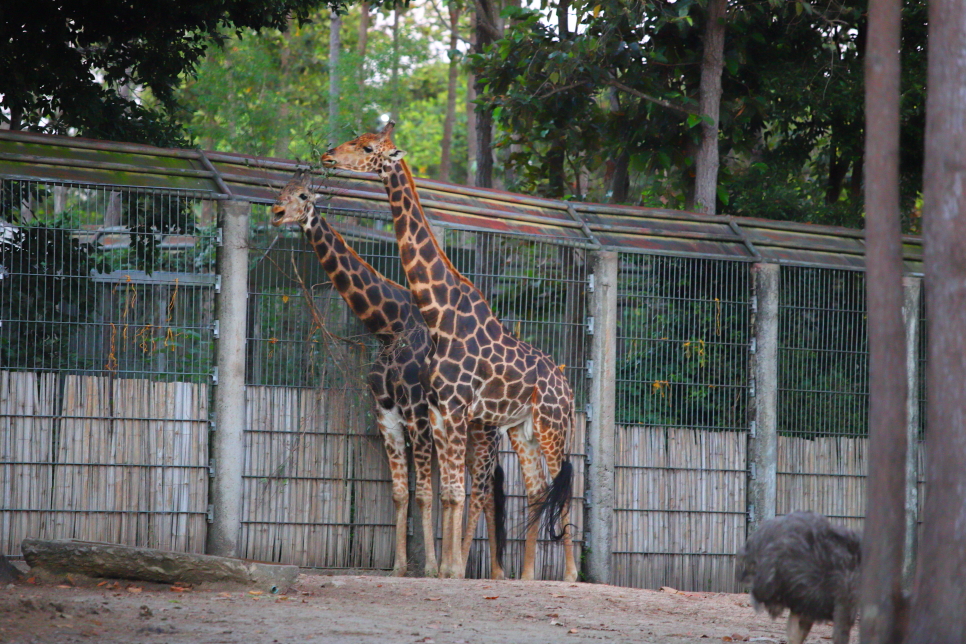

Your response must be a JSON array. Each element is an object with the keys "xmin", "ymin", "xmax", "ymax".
[
  {"xmin": 716, "ymin": 185, "xmax": 730, "ymax": 206},
  {"xmin": 686, "ymin": 113, "xmax": 701, "ymax": 128}
]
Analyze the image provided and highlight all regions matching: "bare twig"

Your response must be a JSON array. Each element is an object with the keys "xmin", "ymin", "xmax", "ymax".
[{"xmin": 606, "ymin": 79, "xmax": 700, "ymax": 116}]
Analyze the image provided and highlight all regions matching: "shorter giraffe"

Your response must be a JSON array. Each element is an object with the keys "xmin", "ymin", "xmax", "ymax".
[{"xmin": 271, "ymin": 172, "xmax": 506, "ymax": 578}]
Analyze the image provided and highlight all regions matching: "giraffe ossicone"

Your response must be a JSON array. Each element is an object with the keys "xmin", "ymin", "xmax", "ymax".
[
  {"xmin": 271, "ymin": 170, "xmax": 507, "ymax": 579},
  {"xmin": 322, "ymin": 121, "xmax": 580, "ymax": 582}
]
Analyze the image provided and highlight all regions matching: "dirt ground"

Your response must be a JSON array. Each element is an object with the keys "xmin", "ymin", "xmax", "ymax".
[{"xmin": 0, "ymin": 571, "xmax": 853, "ymax": 644}]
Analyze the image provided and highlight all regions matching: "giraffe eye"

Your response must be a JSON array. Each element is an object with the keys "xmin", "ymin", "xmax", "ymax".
[
  {"xmin": 363, "ymin": 145, "xmax": 373, "ymax": 153},
  {"xmin": 299, "ymin": 193, "xmax": 309, "ymax": 200}
]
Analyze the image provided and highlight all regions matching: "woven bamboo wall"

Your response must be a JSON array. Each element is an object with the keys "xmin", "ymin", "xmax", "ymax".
[
  {"xmin": 612, "ymin": 426, "xmax": 747, "ymax": 592},
  {"xmin": 0, "ymin": 371, "xmax": 209, "ymax": 556},
  {"xmin": 777, "ymin": 435, "xmax": 868, "ymax": 534},
  {"xmin": 241, "ymin": 385, "xmax": 392, "ymax": 569}
]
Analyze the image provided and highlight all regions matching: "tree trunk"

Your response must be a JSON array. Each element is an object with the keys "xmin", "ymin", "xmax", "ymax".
[
  {"xmin": 274, "ymin": 15, "xmax": 296, "ymax": 158},
  {"xmin": 907, "ymin": 0, "xmax": 966, "ymax": 639},
  {"xmin": 693, "ymin": 0, "xmax": 727, "ymax": 215},
  {"xmin": 474, "ymin": 0, "xmax": 500, "ymax": 188},
  {"xmin": 439, "ymin": 3, "xmax": 461, "ymax": 182},
  {"xmin": 391, "ymin": 7, "xmax": 402, "ymax": 124},
  {"xmin": 609, "ymin": 150, "xmax": 631, "ymax": 203},
  {"xmin": 860, "ymin": 0, "xmax": 908, "ymax": 641},
  {"xmin": 466, "ymin": 9, "xmax": 478, "ymax": 186},
  {"xmin": 547, "ymin": 146, "xmax": 566, "ymax": 198},
  {"xmin": 329, "ymin": 11, "xmax": 343, "ymax": 146},
  {"xmin": 356, "ymin": 2, "xmax": 370, "ymax": 127}
]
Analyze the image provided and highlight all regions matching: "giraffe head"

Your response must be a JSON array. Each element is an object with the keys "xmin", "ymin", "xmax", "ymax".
[
  {"xmin": 321, "ymin": 121, "xmax": 406, "ymax": 175},
  {"xmin": 271, "ymin": 169, "xmax": 320, "ymax": 227}
]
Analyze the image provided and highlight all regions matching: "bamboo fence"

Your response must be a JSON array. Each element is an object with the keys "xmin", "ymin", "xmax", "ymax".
[
  {"xmin": 776, "ymin": 435, "xmax": 868, "ymax": 534},
  {"xmin": 0, "ymin": 371, "xmax": 208, "ymax": 556},
  {"xmin": 612, "ymin": 426, "xmax": 747, "ymax": 592}
]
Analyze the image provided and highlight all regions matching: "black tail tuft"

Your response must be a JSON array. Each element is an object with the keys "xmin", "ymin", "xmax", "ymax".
[
  {"xmin": 527, "ymin": 460, "xmax": 574, "ymax": 541},
  {"xmin": 493, "ymin": 464, "xmax": 506, "ymax": 568}
]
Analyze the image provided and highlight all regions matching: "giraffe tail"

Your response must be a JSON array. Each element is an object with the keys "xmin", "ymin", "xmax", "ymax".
[
  {"xmin": 528, "ymin": 460, "xmax": 574, "ymax": 541},
  {"xmin": 493, "ymin": 463, "xmax": 506, "ymax": 569}
]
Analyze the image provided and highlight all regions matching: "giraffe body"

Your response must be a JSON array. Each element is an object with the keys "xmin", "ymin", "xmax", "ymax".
[
  {"xmin": 322, "ymin": 124, "xmax": 579, "ymax": 582},
  {"xmin": 271, "ymin": 173, "xmax": 506, "ymax": 578}
]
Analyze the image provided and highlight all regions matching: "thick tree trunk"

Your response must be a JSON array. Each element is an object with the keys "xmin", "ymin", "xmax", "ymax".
[
  {"xmin": 466, "ymin": 9, "xmax": 478, "ymax": 186},
  {"xmin": 693, "ymin": 0, "xmax": 727, "ymax": 215},
  {"xmin": 609, "ymin": 150, "xmax": 631, "ymax": 203},
  {"xmin": 329, "ymin": 11, "xmax": 343, "ymax": 146},
  {"xmin": 473, "ymin": 0, "xmax": 500, "ymax": 188},
  {"xmin": 907, "ymin": 0, "xmax": 966, "ymax": 639},
  {"xmin": 547, "ymin": 146, "xmax": 566, "ymax": 198},
  {"xmin": 439, "ymin": 3, "xmax": 461, "ymax": 182},
  {"xmin": 860, "ymin": 0, "xmax": 908, "ymax": 642}
]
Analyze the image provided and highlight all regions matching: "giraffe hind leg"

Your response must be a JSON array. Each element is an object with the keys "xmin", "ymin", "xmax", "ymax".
[
  {"xmin": 506, "ymin": 421, "xmax": 546, "ymax": 581},
  {"xmin": 376, "ymin": 406, "xmax": 410, "ymax": 577},
  {"xmin": 408, "ymin": 410, "xmax": 438, "ymax": 578}
]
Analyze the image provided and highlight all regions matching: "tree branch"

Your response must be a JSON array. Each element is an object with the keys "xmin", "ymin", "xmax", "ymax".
[{"xmin": 606, "ymin": 79, "xmax": 699, "ymax": 116}]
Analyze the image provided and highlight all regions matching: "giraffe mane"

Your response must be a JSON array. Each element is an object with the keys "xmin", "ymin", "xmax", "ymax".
[{"xmin": 398, "ymin": 158, "xmax": 488, "ymax": 300}]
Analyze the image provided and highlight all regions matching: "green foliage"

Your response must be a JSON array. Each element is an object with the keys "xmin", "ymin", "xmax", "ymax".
[
  {"xmin": 1, "ymin": 0, "xmax": 340, "ymax": 147},
  {"xmin": 472, "ymin": 0, "xmax": 928, "ymax": 227}
]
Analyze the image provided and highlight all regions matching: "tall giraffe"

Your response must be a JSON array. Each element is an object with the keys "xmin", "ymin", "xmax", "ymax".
[
  {"xmin": 271, "ymin": 172, "xmax": 506, "ymax": 578},
  {"xmin": 322, "ymin": 123, "xmax": 579, "ymax": 582}
]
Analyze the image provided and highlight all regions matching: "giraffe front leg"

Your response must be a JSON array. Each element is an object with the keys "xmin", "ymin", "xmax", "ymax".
[
  {"xmin": 408, "ymin": 410, "xmax": 438, "ymax": 578},
  {"xmin": 437, "ymin": 411, "xmax": 468, "ymax": 579},
  {"xmin": 377, "ymin": 407, "xmax": 410, "ymax": 577},
  {"xmin": 507, "ymin": 423, "xmax": 545, "ymax": 581}
]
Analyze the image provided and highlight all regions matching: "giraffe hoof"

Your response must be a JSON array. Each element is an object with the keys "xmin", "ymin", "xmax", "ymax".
[
  {"xmin": 564, "ymin": 571, "xmax": 578, "ymax": 583},
  {"xmin": 391, "ymin": 566, "xmax": 407, "ymax": 578},
  {"xmin": 424, "ymin": 565, "xmax": 439, "ymax": 578},
  {"xmin": 491, "ymin": 569, "xmax": 506, "ymax": 581}
]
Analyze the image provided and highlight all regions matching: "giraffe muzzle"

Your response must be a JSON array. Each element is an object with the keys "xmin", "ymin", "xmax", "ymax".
[{"xmin": 270, "ymin": 204, "xmax": 285, "ymax": 226}]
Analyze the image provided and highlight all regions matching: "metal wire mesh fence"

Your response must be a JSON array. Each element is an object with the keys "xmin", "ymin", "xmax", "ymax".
[
  {"xmin": 613, "ymin": 254, "xmax": 750, "ymax": 592},
  {"xmin": 240, "ymin": 203, "xmax": 589, "ymax": 576},
  {"xmin": 0, "ymin": 168, "xmax": 927, "ymax": 592},
  {"xmin": 0, "ymin": 179, "xmax": 216, "ymax": 556},
  {"xmin": 776, "ymin": 267, "xmax": 870, "ymax": 533}
]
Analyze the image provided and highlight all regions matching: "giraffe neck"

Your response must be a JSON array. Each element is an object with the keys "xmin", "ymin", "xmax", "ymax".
[
  {"xmin": 380, "ymin": 159, "xmax": 493, "ymax": 333},
  {"xmin": 300, "ymin": 211, "xmax": 405, "ymax": 338}
]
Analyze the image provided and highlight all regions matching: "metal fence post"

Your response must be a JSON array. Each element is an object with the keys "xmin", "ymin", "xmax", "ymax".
[
  {"xmin": 206, "ymin": 200, "xmax": 250, "ymax": 558},
  {"xmin": 902, "ymin": 275, "xmax": 922, "ymax": 586},
  {"xmin": 586, "ymin": 250, "xmax": 618, "ymax": 584},
  {"xmin": 748, "ymin": 262, "xmax": 779, "ymax": 535}
]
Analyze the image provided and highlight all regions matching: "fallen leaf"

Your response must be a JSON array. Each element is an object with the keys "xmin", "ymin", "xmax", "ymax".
[
  {"xmin": 722, "ymin": 638, "xmax": 733, "ymax": 642},
  {"xmin": 126, "ymin": 587, "xmax": 142, "ymax": 594},
  {"xmin": 660, "ymin": 586, "xmax": 680, "ymax": 594},
  {"xmin": 25, "ymin": 577, "xmax": 36, "ymax": 584},
  {"xmin": 550, "ymin": 619, "xmax": 563, "ymax": 626},
  {"xmin": 170, "ymin": 586, "xmax": 189, "ymax": 593},
  {"xmin": 425, "ymin": 597, "xmax": 442, "ymax": 601},
  {"xmin": 249, "ymin": 591, "xmax": 264, "ymax": 596},
  {"xmin": 96, "ymin": 581, "xmax": 108, "ymax": 587},
  {"xmin": 731, "ymin": 635, "xmax": 749, "ymax": 642},
  {"xmin": 546, "ymin": 613, "xmax": 559, "ymax": 618},
  {"xmin": 56, "ymin": 585, "xmax": 72, "ymax": 589},
  {"xmin": 569, "ymin": 629, "xmax": 578, "ymax": 634},
  {"xmin": 552, "ymin": 593, "xmax": 567, "ymax": 598},
  {"xmin": 484, "ymin": 596, "xmax": 499, "ymax": 600}
]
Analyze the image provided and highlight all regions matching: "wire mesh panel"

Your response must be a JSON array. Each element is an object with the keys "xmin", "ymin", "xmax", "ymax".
[
  {"xmin": 613, "ymin": 254, "xmax": 750, "ymax": 592},
  {"xmin": 777, "ymin": 267, "xmax": 869, "ymax": 533},
  {"xmin": 447, "ymin": 228, "xmax": 589, "ymax": 581},
  {"xmin": 243, "ymin": 204, "xmax": 590, "ymax": 576},
  {"xmin": 242, "ymin": 205, "xmax": 394, "ymax": 568},
  {"xmin": 0, "ymin": 180, "xmax": 215, "ymax": 556}
]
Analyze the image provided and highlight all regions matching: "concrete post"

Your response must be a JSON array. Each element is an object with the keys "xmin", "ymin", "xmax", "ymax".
[
  {"xmin": 748, "ymin": 263, "xmax": 780, "ymax": 535},
  {"xmin": 902, "ymin": 276, "xmax": 922, "ymax": 587},
  {"xmin": 206, "ymin": 200, "xmax": 250, "ymax": 558},
  {"xmin": 586, "ymin": 250, "xmax": 618, "ymax": 584}
]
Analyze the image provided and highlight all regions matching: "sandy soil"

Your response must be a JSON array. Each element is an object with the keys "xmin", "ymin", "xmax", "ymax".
[{"xmin": 0, "ymin": 572, "xmax": 853, "ymax": 644}]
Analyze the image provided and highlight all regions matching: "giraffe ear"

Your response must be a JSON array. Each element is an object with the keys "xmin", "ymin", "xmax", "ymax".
[
  {"xmin": 384, "ymin": 148, "xmax": 406, "ymax": 161},
  {"xmin": 380, "ymin": 120, "xmax": 396, "ymax": 138}
]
